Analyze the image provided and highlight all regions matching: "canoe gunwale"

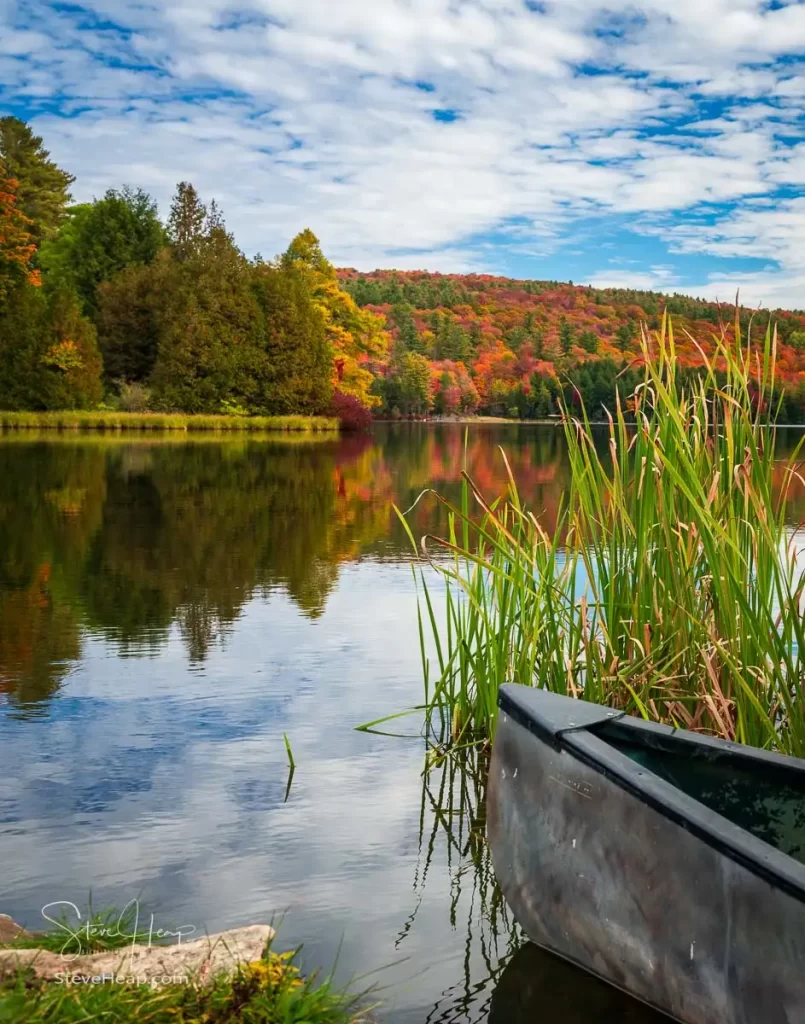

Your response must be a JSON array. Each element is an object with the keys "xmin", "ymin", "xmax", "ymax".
[{"xmin": 498, "ymin": 683, "xmax": 805, "ymax": 905}]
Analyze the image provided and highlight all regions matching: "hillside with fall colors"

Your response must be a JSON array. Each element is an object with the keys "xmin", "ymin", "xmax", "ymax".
[
  {"xmin": 5, "ymin": 114, "xmax": 805, "ymax": 426},
  {"xmin": 340, "ymin": 270, "xmax": 805, "ymax": 422}
]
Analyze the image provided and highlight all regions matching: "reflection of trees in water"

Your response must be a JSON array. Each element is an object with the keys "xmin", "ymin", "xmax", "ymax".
[
  {"xmin": 0, "ymin": 564, "xmax": 81, "ymax": 715},
  {"xmin": 0, "ymin": 435, "xmax": 395, "ymax": 705},
  {"xmin": 396, "ymin": 745, "xmax": 521, "ymax": 1023},
  {"xmin": 0, "ymin": 443, "xmax": 107, "ymax": 714},
  {"xmin": 5, "ymin": 425, "xmax": 793, "ymax": 712}
]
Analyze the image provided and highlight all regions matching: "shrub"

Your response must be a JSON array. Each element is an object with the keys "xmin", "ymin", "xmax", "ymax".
[
  {"xmin": 116, "ymin": 380, "xmax": 151, "ymax": 412},
  {"xmin": 330, "ymin": 389, "xmax": 372, "ymax": 431}
]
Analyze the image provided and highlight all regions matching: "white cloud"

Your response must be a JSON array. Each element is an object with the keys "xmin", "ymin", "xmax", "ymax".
[{"xmin": 1, "ymin": 0, "xmax": 805, "ymax": 300}]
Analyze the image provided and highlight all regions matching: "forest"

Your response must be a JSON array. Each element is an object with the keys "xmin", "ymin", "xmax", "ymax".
[{"xmin": 3, "ymin": 115, "xmax": 805, "ymax": 424}]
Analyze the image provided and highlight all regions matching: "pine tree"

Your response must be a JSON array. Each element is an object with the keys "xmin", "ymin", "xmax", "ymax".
[
  {"xmin": 559, "ymin": 315, "xmax": 574, "ymax": 355},
  {"xmin": 0, "ymin": 117, "xmax": 74, "ymax": 245},
  {"xmin": 150, "ymin": 220, "xmax": 261, "ymax": 413},
  {"xmin": 167, "ymin": 182, "xmax": 206, "ymax": 262}
]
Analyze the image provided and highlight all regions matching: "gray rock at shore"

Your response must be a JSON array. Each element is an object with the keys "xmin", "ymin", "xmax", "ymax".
[{"xmin": 0, "ymin": 924, "xmax": 274, "ymax": 988}]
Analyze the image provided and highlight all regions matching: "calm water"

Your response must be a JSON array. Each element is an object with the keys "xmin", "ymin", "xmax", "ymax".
[{"xmin": 2, "ymin": 424, "xmax": 800, "ymax": 1020}]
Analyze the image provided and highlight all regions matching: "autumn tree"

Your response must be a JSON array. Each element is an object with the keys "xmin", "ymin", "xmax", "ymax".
[
  {"xmin": 282, "ymin": 229, "xmax": 388, "ymax": 408},
  {"xmin": 0, "ymin": 163, "xmax": 38, "ymax": 303},
  {"xmin": 0, "ymin": 118, "xmax": 74, "ymax": 246}
]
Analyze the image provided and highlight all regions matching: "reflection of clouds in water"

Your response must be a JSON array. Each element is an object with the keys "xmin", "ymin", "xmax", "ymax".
[{"xmin": 1, "ymin": 566, "xmax": 489, "ymax": 1020}]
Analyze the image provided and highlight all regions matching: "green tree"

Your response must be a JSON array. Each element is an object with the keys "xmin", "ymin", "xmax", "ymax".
[
  {"xmin": 249, "ymin": 264, "xmax": 332, "ymax": 414},
  {"xmin": 0, "ymin": 117, "xmax": 74, "ymax": 246},
  {"xmin": 96, "ymin": 251, "xmax": 176, "ymax": 383},
  {"xmin": 788, "ymin": 331, "xmax": 805, "ymax": 353},
  {"xmin": 559, "ymin": 316, "xmax": 574, "ymax": 355},
  {"xmin": 0, "ymin": 283, "xmax": 101, "ymax": 410},
  {"xmin": 391, "ymin": 303, "xmax": 422, "ymax": 353},
  {"xmin": 149, "ymin": 218, "xmax": 262, "ymax": 413},
  {"xmin": 397, "ymin": 351, "xmax": 433, "ymax": 415},
  {"xmin": 616, "ymin": 319, "xmax": 636, "ymax": 352},
  {"xmin": 40, "ymin": 187, "xmax": 166, "ymax": 318},
  {"xmin": 579, "ymin": 329, "xmax": 599, "ymax": 354},
  {"xmin": 167, "ymin": 182, "xmax": 207, "ymax": 262}
]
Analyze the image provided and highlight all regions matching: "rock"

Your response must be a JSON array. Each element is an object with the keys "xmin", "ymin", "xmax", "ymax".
[
  {"xmin": 0, "ymin": 924, "xmax": 274, "ymax": 988},
  {"xmin": 0, "ymin": 915, "xmax": 31, "ymax": 945}
]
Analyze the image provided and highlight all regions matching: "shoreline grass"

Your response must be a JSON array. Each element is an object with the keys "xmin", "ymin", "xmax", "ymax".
[
  {"xmin": 389, "ymin": 311, "xmax": 805, "ymax": 759},
  {"xmin": 0, "ymin": 411, "xmax": 340, "ymax": 433},
  {"xmin": 0, "ymin": 905, "xmax": 375, "ymax": 1023}
]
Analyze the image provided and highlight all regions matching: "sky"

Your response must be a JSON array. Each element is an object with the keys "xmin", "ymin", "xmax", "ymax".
[{"xmin": 2, "ymin": 0, "xmax": 805, "ymax": 307}]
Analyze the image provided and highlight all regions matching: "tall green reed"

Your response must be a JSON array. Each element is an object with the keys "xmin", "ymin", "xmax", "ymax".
[{"xmin": 392, "ymin": 312, "xmax": 805, "ymax": 758}]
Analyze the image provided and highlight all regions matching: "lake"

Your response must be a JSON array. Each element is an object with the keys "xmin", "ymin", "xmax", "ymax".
[{"xmin": 2, "ymin": 423, "xmax": 802, "ymax": 1021}]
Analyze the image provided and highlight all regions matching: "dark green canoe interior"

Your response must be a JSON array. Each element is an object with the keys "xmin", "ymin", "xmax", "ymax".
[{"xmin": 605, "ymin": 738, "xmax": 805, "ymax": 866}]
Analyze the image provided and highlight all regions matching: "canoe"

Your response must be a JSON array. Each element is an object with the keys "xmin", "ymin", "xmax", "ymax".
[
  {"xmin": 487, "ymin": 684, "xmax": 805, "ymax": 1024},
  {"xmin": 489, "ymin": 941, "xmax": 669, "ymax": 1023}
]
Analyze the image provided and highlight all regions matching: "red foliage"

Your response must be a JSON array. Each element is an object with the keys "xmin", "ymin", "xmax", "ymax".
[{"xmin": 330, "ymin": 388, "xmax": 373, "ymax": 432}]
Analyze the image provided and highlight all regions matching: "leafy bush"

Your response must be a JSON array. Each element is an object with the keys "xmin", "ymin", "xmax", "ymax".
[
  {"xmin": 330, "ymin": 389, "xmax": 372, "ymax": 432},
  {"xmin": 116, "ymin": 380, "xmax": 152, "ymax": 412}
]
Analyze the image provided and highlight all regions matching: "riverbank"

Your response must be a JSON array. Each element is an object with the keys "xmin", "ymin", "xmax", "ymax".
[
  {"xmin": 0, "ymin": 411, "xmax": 340, "ymax": 433},
  {"xmin": 0, "ymin": 912, "xmax": 375, "ymax": 1023}
]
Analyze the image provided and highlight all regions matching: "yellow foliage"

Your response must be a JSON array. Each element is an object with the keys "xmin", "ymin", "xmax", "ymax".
[{"xmin": 283, "ymin": 230, "xmax": 389, "ymax": 408}]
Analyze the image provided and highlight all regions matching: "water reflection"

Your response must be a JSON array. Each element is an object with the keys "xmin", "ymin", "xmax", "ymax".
[
  {"xmin": 489, "ymin": 942, "xmax": 671, "ymax": 1022},
  {"xmin": 0, "ymin": 427, "xmax": 574, "ymax": 716},
  {"xmin": 1, "ymin": 424, "xmax": 803, "ymax": 1022}
]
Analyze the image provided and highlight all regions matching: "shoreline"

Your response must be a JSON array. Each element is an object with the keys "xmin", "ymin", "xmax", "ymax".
[{"xmin": 0, "ymin": 411, "xmax": 340, "ymax": 433}]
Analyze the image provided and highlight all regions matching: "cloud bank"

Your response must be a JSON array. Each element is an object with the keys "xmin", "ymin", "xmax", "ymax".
[{"xmin": 1, "ymin": 0, "xmax": 805, "ymax": 304}]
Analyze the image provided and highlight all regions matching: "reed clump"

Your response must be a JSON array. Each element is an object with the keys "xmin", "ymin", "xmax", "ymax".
[
  {"xmin": 0, "ymin": 411, "xmax": 340, "ymax": 433},
  {"xmin": 399, "ymin": 312, "xmax": 805, "ymax": 758}
]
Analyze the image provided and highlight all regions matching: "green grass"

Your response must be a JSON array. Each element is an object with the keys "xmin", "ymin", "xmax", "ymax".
[
  {"xmin": 0, "ymin": 906, "xmax": 375, "ymax": 1023},
  {"xmin": 386, "ymin": 311, "xmax": 805, "ymax": 759},
  {"xmin": 0, "ymin": 411, "xmax": 340, "ymax": 433}
]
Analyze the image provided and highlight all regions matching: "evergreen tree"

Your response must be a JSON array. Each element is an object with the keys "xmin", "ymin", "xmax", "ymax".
[
  {"xmin": 250, "ymin": 264, "xmax": 332, "ymax": 414},
  {"xmin": 167, "ymin": 182, "xmax": 206, "ymax": 262},
  {"xmin": 616, "ymin": 319, "xmax": 637, "ymax": 352},
  {"xmin": 579, "ymin": 329, "xmax": 599, "ymax": 354},
  {"xmin": 397, "ymin": 352, "xmax": 432, "ymax": 415},
  {"xmin": 391, "ymin": 303, "xmax": 421, "ymax": 352},
  {"xmin": 96, "ymin": 251, "xmax": 176, "ymax": 383},
  {"xmin": 0, "ymin": 117, "xmax": 74, "ymax": 245},
  {"xmin": 149, "ymin": 219, "xmax": 261, "ymax": 413},
  {"xmin": 559, "ymin": 315, "xmax": 574, "ymax": 354}
]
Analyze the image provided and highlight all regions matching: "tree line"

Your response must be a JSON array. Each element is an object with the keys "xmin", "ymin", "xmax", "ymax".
[
  {"xmin": 4, "ymin": 115, "xmax": 805, "ymax": 424},
  {"xmin": 0, "ymin": 118, "xmax": 385, "ymax": 422}
]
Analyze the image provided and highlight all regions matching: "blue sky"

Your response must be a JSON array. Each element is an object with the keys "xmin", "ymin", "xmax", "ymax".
[{"xmin": 2, "ymin": 0, "xmax": 805, "ymax": 306}]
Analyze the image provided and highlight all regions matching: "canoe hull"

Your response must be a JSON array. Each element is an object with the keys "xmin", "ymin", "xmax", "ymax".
[{"xmin": 487, "ymin": 707, "xmax": 805, "ymax": 1024}]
